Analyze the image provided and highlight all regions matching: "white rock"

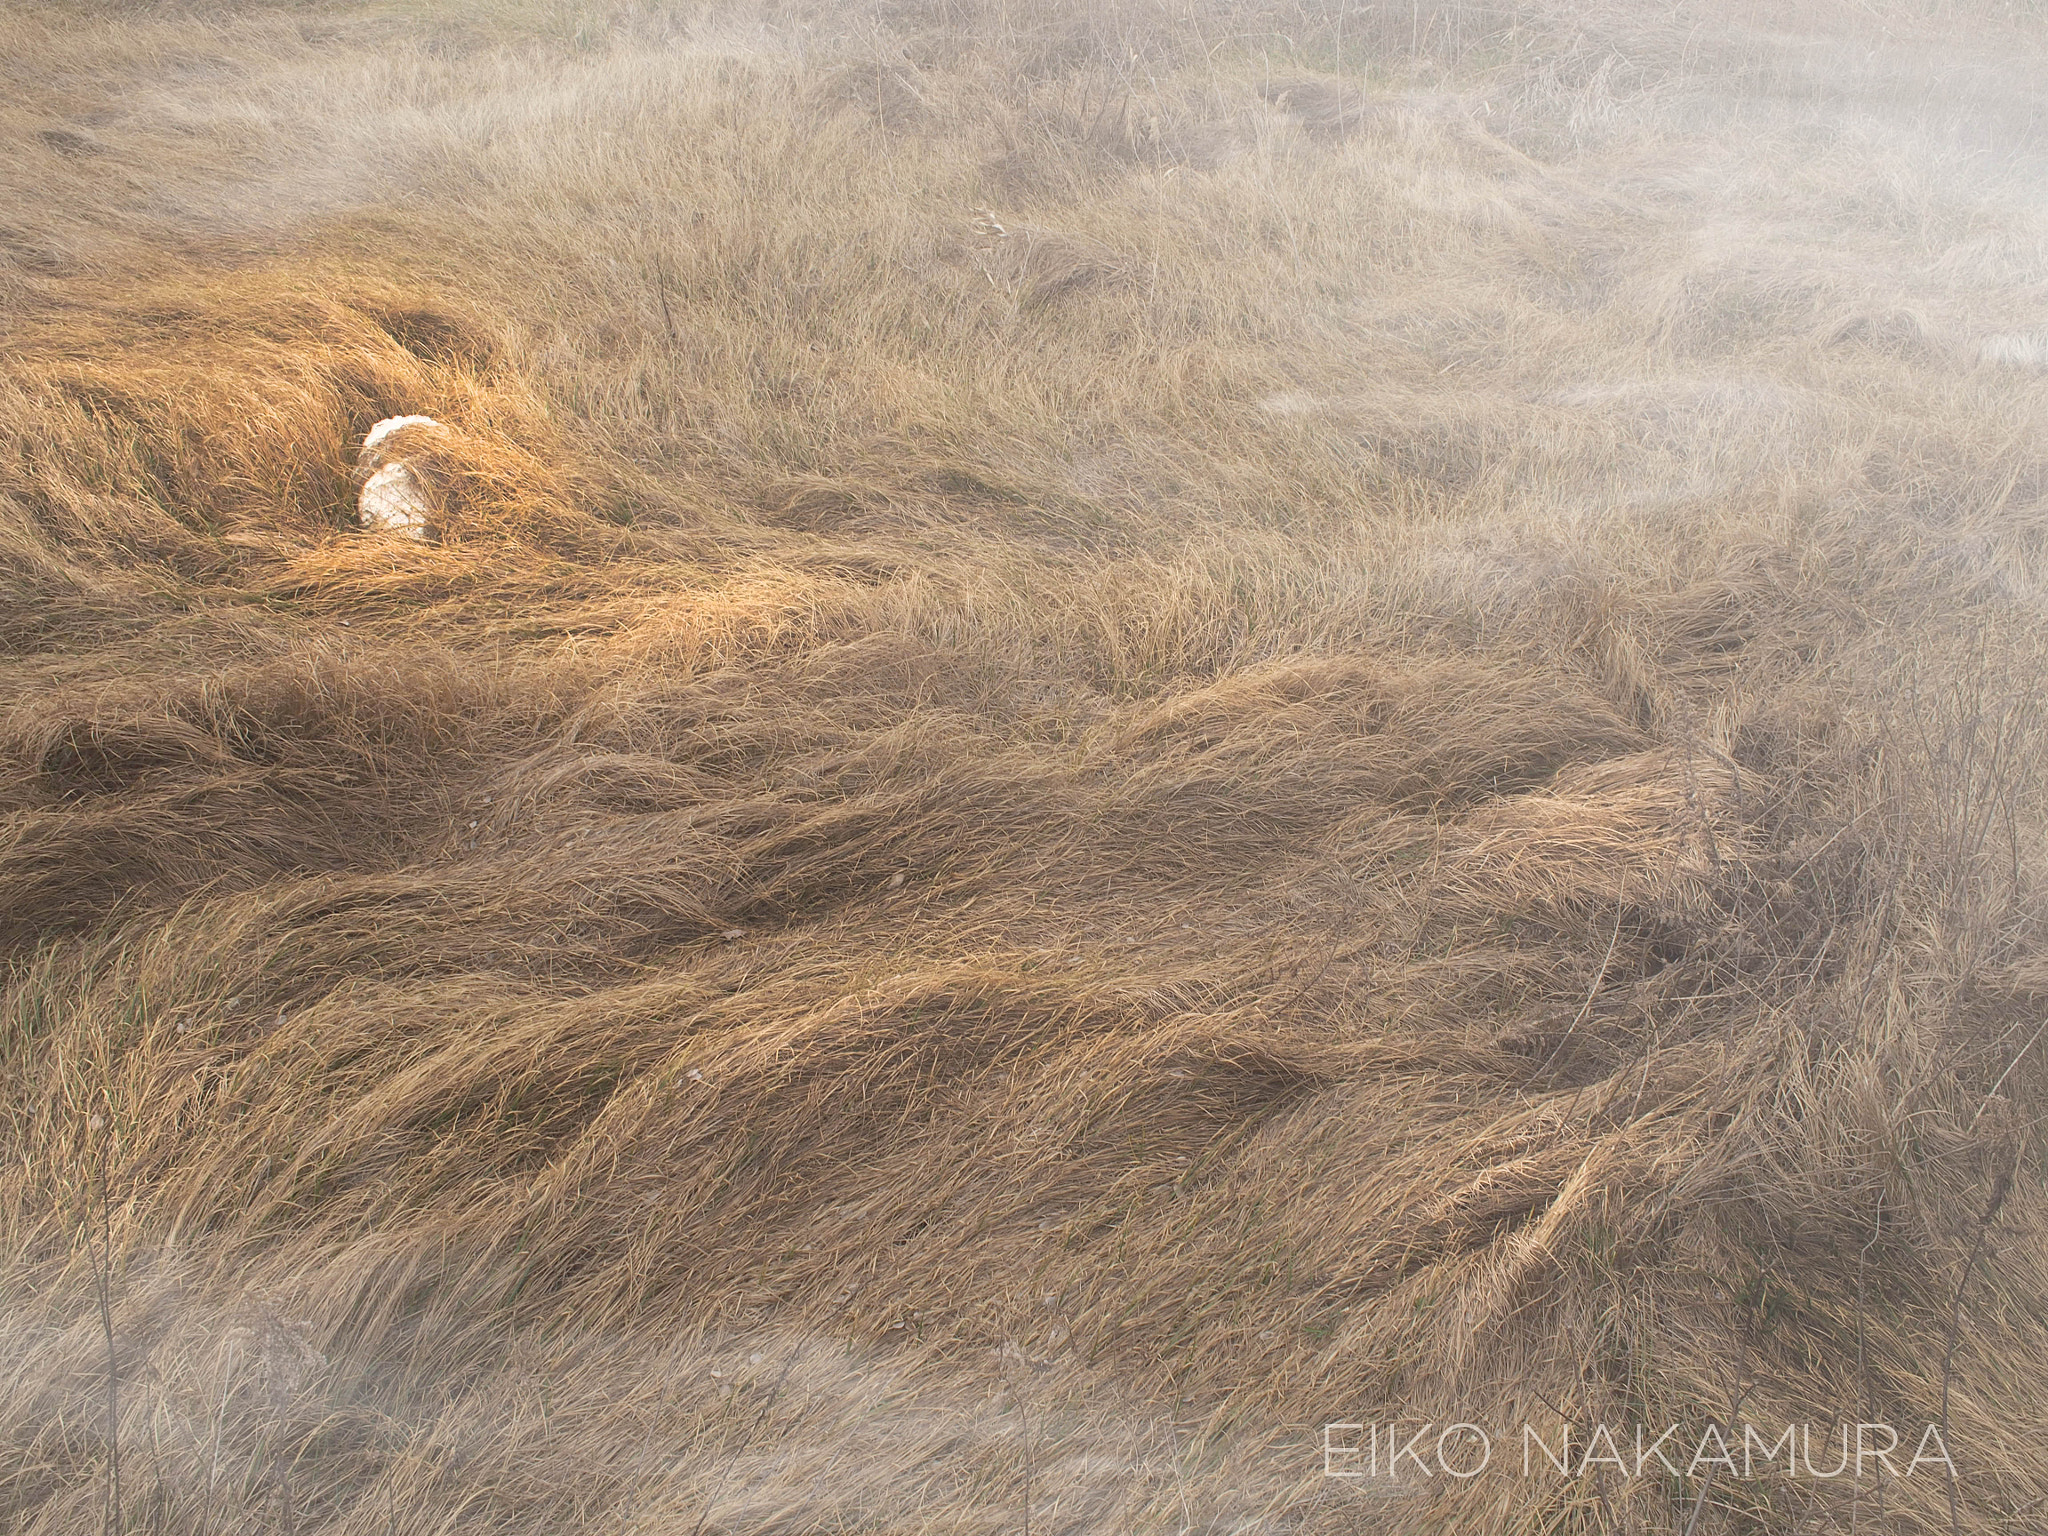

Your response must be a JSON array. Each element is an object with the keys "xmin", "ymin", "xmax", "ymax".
[
  {"xmin": 354, "ymin": 415, "xmax": 444, "ymax": 539},
  {"xmin": 358, "ymin": 461, "xmax": 432, "ymax": 536},
  {"xmin": 362, "ymin": 414, "xmax": 441, "ymax": 453}
]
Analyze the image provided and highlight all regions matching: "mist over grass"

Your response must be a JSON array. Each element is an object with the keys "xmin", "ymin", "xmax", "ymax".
[{"xmin": 5, "ymin": 1, "xmax": 2048, "ymax": 1531}]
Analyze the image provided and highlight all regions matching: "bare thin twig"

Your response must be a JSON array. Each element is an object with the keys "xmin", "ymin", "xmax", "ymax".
[
  {"xmin": 1941, "ymin": 1168, "xmax": 2014, "ymax": 1536},
  {"xmin": 1853, "ymin": 1196, "xmax": 1884, "ymax": 1535},
  {"xmin": 92, "ymin": 1110, "xmax": 121, "ymax": 1536},
  {"xmin": 1682, "ymin": 1321, "xmax": 1750, "ymax": 1536},
  {"xmin": 1535, "ymin": 874, "xmax": 1628, "ymax": 1084}
]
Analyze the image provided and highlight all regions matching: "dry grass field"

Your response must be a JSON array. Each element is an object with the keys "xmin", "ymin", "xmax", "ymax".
[{"xmin": 5, "ymin": 0, "xmax": 2048, "ymax": 1530}]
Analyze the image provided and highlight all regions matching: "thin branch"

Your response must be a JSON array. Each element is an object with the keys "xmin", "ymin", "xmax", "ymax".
[
  {"xmin": 1534, "ymin": 874, "xmax": 1628, "ymax": 1084},
  {"xmin": 1941, "ymin": 1168, "xmax": 2014, "ymax": 1536},
  {"xmin": 90, "ymin": 1109, "xmax": 121, "ymax": 1536}
]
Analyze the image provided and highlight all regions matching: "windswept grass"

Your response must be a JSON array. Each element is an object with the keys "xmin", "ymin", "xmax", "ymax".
[{"xmin": 4, "ymin": 1, "xmax": 2048, "ymax": 1531}]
